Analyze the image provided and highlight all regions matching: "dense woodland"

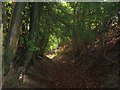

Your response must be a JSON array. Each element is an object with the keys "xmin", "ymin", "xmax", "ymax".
[{"xmin": 2, "ymin": 2, "xmax": 120, "ymax": 88}]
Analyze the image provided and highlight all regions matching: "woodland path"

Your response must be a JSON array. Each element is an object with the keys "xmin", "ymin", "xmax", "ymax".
[{"xmin": 18, "ymin": 53, "xmax": 99, "ymax": 88}]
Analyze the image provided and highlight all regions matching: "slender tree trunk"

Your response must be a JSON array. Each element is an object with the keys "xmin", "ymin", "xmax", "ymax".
[
  {"xmin": 23, "ymin": 2, "xmax": 40, "ymax": 71},
  {"xmin": 0, "ymin": 2, "xmax": 3, "ymax": 88},
  {"xmin": 3, "ymin": 2, "xmax": 26, "ymax": 88},
  {"xmin": 117, "ymin": 3, "xmax": 120, "ymax": 30},
  {"xmin": 4, "ymin": 2, "xmax": 26, "ymax": 74}
]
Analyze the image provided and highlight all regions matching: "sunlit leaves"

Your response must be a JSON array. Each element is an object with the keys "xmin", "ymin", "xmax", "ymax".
[{"xmin": 45, "ymin": 2, "xmax": 118, "ymax": 52}]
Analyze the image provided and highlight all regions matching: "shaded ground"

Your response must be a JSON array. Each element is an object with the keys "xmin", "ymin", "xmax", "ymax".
[
  {"xmin": 19, "ymin": 27, "xmax": 119, "ymax": 88},
  {"xmin": 17, "ymin": 39, "xmax": 119, "ymax": 88},
  {"xmin": 18, "ymin": 54, "xmax": 99, "ymax": 88},
  {"xmin": 3, "ymin": 26, "xmax": 119, "ymax": 88}
]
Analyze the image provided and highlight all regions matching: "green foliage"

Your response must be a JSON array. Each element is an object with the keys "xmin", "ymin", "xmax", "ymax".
[
  {"xmin": 3, "ymin": 2, "xmax": 119, "ymax": 55},
  {"xmin": 3, "ymin": 3, "xmax": 14, "ymax": 44},
  {"xmin": 67, "ymin": 2, "xmax": 118, "ymax": 51},
  {"xmin": 27, "ymin": 40, "xmax": 40, "ymax": 51}
]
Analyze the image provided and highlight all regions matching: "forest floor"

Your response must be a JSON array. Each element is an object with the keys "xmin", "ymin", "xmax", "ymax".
[
  {"xmin": 2, "ymin": 45, "xmax": 119, "ymax": 88},
  {"xmin": 2, "ymin": 27, "xmax": 119, "ymax": 88},
  {"xmin": 12, "ymin": 27, "xmax": 119, "ymax": 88},
  {"xmin": 19, "ymin": 52, "xmax": 99, "ymax": 88},
  {"xmin": 18, "ymin": 40, "xmax": 119, "ymax": 88}
]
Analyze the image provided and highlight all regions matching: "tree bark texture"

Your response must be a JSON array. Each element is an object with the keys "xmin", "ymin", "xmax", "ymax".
[{"xmin": 4, "ymin": 2, "xmax": 26, "ymax": 74}]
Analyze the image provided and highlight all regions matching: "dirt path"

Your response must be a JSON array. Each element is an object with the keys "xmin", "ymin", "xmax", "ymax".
[
  {"xmin": 46, "ymin": 55, "xmax": 99, "ymax": 88},
  {"xmin": 19, "ymin": 54, "xmax": 99, "ymax": 88},
  {"xmin": 18, "ymin": 39, "xmax": 119, "ymax": 88}
]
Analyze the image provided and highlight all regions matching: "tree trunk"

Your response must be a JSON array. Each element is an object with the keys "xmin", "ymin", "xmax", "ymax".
[
  {"xmin": 3, "ymin": 2, "xmax": 26, "ymax": 88},
  {"xmin": 1, "ymin": 3, "xmax": 5, "ymax": 25},
  {"xmin": 118, "ymin": 4, "xmax": 120, "ymax": 25},
  {"xmin": 0, "ymin": 2, "xmax": 3, "ymax": 89},
  {"xmin": 23, "ymin": 2, "xmax": 40, "ymax": 71}
]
